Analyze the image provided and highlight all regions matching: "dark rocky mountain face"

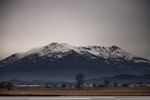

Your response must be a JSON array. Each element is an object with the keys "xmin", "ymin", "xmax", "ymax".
[{"xmin": 0, "ymin": 43, "xmax": 150, "ymax": 81}]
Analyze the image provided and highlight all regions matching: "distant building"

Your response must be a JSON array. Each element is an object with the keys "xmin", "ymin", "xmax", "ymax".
[{"xmin": 15, "ymin": 85, "xmax": 41, "ymax": 87}]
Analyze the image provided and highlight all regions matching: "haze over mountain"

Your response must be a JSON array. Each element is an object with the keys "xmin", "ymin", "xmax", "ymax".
[{"xmin": 0, "ymin": 42, "xmax": 150, "ymax": 81}]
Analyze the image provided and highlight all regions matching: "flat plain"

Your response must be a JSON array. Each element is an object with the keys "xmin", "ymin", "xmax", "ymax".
[{"xmin": 0, "ymin": 87, "xmax": 150, "ymax": 96}]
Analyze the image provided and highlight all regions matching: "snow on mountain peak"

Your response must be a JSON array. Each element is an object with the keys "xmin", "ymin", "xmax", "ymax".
[
  {"xmin": 79, "ymin": 45, "xmax": 133, "ymax": 60},
  {"xmin": 44, "ymin": 42, "xmax": 81, "ymax": 54},
  {"xmin": 47, "ymin": 42, "xmax": 77, "ymax": 51},
  {"xmin": 3, "ymin": 43, "xmax": 137, "ymax": 63},
  {"xmin": 5, "ymin": 42, "xmax": 81, "ymax": 61},
  {"xmin": 108, "ymin": 45, "xmax": 133, "ymax": 60}
]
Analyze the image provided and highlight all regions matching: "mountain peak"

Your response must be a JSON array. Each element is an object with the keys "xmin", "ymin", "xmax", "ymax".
[
  {"xmin": 48, "ymin": 42, "xmax": 59, "ymax": 46},
  {"xmin": 2, "ymin": 43, "xmax": 148, "ymax": 63},
  {"xmin": 47, "ymin": 42, "xmax": 75, "ymax": 49},
  {"xmin": 110, "ymin": 45, "xmax": 120, "ymax": 50},
  {"xmin": 46, "ymin": 42, "xmax": 77, "ymax": 52}
]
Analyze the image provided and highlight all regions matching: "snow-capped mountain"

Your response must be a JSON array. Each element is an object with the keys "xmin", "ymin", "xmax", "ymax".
[
  {"xmin": 0, "ymin": 42, "xmax": 150, "ymax": 81},
  {"xmin": 2, "ymin": 42, "xmax": 147, "ymax": 63}
]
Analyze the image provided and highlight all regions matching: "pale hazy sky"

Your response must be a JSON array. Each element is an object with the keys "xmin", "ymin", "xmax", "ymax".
[{"xmin": 0, "ymin": 0, "xmax": 150, "ymax": 59}]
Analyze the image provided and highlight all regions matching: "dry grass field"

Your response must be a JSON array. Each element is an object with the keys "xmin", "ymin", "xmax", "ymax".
[{"xmin": 0, "ymin": 87, "xmax": 150, "ymax": 96}]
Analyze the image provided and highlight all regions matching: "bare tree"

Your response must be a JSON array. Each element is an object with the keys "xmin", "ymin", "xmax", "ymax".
[
  {"xmin": 114, "ymin": 82, "xmax": 118, "ymax": 87},
  {"xmin": 7, "ymin": 82, "xmax": 13, "ymax": 91},
  {"xmin": 103, "ymin": 80, "xmax": 110, "ymax": 87},
  {"xmin": 75, "ymin": 73, "xmax": 85, "ymax": 89}
]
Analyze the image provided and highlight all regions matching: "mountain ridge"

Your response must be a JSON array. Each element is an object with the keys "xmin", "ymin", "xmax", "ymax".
[
  {"xmin": 0, "ymin": 42, "xmax": 150, "ymax": 81},
  {"xmin": 1, "ymin": 42, "xmax": 149, "ymax": 64}
]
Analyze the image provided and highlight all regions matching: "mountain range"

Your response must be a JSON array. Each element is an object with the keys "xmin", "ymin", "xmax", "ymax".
[{"xmin": 0, "ymin": 42, "xmax": 150, "ymax": 81}]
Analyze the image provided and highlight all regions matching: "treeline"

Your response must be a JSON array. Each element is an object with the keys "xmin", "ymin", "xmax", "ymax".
[{"xmin": 0, "ymin": 73, "xmax": 149, "ymax": 90}]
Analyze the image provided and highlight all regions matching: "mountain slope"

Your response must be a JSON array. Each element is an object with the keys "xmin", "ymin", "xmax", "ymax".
[{"xmin": 0, "ymin": 42, "xmax": 150, "ymax": 81}]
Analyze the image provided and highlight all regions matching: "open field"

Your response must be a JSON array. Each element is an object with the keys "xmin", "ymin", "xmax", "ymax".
[{"xmin": 0, "ymin": 87, "xmax": 150, "ymax": 96}]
